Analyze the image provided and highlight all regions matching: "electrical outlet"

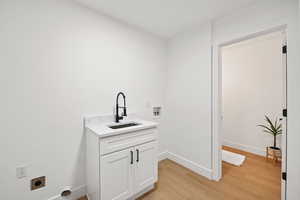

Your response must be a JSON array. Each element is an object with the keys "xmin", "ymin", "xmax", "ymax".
[
  {"xmin": 31, "ymin": 176, "xmax": 46, "ymax": 190},
  {"xmin": 16, "ymin": 166, "xmax": 27, "ymax": 179}
]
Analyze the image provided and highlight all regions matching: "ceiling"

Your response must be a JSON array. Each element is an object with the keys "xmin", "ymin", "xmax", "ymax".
[{"xmin": 75, "ymin": 0, "xmax": 259, "ymax": 38}]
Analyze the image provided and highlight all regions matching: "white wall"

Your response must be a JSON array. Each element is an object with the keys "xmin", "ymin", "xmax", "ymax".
[
  {"xmin": 0, "ymin": 0, "xmax": 299, "ymax": 199},
  {"xmin": 163, "ymin": 23, "xmax": 212, "ymax": 176},
  {"xmin": 222, "ymin": 32, "xmax": 283, "ymax": 156},
  {"xmin": 163, "ymin": 1, "xmax": 299, "ymax": 188},
  {"xmin": 212, "ymin": 0, "xmax": 299, "ymax": 198},
  {"xmin": 0, "ymin": 0, "xmax": 167, "ymax": 199}
]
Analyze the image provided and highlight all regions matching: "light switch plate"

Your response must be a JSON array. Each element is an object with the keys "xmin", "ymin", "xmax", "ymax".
[{"xmin": 16, "ymin": 166, "xmax": 27, "ymax": 179}]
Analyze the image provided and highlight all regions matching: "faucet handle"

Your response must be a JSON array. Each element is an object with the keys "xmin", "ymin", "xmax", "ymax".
[{"xmin": 123, "ymin": 107, "xmax": 127, "ymax": 116}]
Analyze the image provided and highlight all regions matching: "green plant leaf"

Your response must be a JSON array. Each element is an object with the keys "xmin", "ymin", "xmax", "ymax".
[
  {"xmin": 258, "ymin": 124, "xmax": 274, "ymax": 134},
  {"xmin": 265, "ymin": 115, "xmax": 277, "ymax": 132},
  {"xmin": 276, "ymin": 124, "xmax": 282, "ymax": 131},
  {"xmin": 258, "ymin": 115, "xmax": 283, "ymax": 137},
  {"xmin": 263, "ymin": 130, "xmax": 274, "ymax": 135}
]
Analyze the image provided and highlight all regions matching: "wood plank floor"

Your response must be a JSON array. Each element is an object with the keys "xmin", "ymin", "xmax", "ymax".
[{"xmin": 80, "ymin": 146, "xmax": 281, "ymax": 200}]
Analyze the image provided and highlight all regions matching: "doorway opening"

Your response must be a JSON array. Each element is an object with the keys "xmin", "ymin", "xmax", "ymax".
[{"xmin": 215, "ymin": 30, "xmax": 287, "ymax": 200}]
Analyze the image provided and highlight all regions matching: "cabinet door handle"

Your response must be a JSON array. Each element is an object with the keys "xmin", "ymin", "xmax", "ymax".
[
  {"xmin": 130, "ymin": 150, "xmax": 133, "ymax": 164},
  {"xmin": 136, "ymin": 149, "xmax": 139, "ymax": 162}
]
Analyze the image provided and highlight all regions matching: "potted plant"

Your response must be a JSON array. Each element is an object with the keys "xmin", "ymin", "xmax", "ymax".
[{"xmin": 258, "ymin": 115, "xmax": 282, "ymax": 150}]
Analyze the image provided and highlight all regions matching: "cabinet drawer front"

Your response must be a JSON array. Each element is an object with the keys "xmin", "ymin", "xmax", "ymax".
[{"xmin": 100, "ymin": 128, "xmax": 157, "ymax": 155}]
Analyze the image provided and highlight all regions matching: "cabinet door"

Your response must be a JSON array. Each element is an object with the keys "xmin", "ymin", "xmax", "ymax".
[
  {"xmin": 100, "ymin": 148, "xmax": 134, "ymax": 200},
  {"xmin": 134, "ymin": 141, "xmax": 158, "ymax": 193}
]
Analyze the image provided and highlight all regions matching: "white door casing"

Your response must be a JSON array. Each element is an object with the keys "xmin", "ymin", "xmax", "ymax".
[
  {"xmin": 212, "ymin": 26, "xmax": 287, "ymax": 200},
  {"xmin": 281, "ymin": 33, "xmax": 287, "ymax": 200}
]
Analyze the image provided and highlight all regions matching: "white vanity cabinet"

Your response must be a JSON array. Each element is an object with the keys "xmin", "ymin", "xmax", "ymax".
[{"xmin": 86, "ymin": 124, "xmax": 158, "ymax": 200}]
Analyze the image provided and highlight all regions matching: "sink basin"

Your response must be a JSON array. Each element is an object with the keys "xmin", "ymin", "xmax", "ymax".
[{"xmin": 108, "ymin": 122, "xmax": 140, "ymax": 129}]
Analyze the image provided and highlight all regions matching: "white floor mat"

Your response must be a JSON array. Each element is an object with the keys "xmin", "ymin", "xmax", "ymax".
[{"xmin": 222, "ymin": 150, "xmax": 246, "ymax": 166}]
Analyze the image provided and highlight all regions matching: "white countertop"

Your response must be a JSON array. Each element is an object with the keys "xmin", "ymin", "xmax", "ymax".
[{"xmin": 84, "ymin": 114, "xmax": 158, "ymax": 138}]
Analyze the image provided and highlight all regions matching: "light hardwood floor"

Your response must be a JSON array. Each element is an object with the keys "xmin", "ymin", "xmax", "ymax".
[{"xmin": 80, "ymin": 146, "xmax": 281, "ymax": 200}]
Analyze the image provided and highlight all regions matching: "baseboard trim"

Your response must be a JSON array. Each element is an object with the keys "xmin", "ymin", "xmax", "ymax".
[
  {"xmin": 48, "ymin": 152, "xmax": 212, "ymax": 200},
  {"xmin": 223, "ymin": 140, "xmax": 265, "ymax": 156},
  {"xmin": 164, "ymin": 151, "xmax": 212, "ymax": 180},
  {"xmin": 158, "ymin": 151, "xmax": 168, "ymax": 161},
  {"xmin": 129, "ymin": 184, "xmax": 154, "ymax": 200},
  {"xmin": 48, "ymin": 185, "xmax": 86, "ymax": 200}
]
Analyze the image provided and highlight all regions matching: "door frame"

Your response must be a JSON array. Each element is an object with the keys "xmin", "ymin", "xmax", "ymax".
[{"xmin": 211, "ymin": 25, "xmax": 288, "ymax": 199}]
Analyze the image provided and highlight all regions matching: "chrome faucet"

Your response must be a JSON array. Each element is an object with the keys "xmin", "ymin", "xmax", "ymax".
[{"xmin": 115, "ymin": 92, "xmax": 127, "ymax": 123}]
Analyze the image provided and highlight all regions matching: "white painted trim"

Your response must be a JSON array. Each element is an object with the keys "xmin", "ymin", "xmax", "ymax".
[
  {"xmin": 48, "ymin": 152, "xmax": 211, "ymax": 200},
  {"xmin": 158, "ymin": 151, "xmax": 168, "ymax": 161},
  {"xmin": 166, "ymin": 152, "xmax": 213, "ymax": 180},
  {"xmin": 211, "ymin": 36, "xmax": 223, "ymax": 181},
  {"xmin": 158, "ymin": 151, "xmax": 212, "ymax": 179},
  {"xmin": 211, "ymin": 25, "xmax": 288, "ymax": 183},
  {"xmin": 129, "ymin": 184, "xmax": 154, "ymax": 200},
  {"xmin": 223, "ymin": 140, "xmax": 265, "ymax": 157},
  {"xmin": 48, "ymin": 185, "xmax": 86, "ymax": 200}
]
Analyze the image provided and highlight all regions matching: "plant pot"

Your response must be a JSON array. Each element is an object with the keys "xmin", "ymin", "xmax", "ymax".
[
  {"xmin": 269, "ymin": 146, "xmax": 280, "ymax": 150},
  {"xmin": 266, "ymin": 146, "xmax": 282, "ymax": 163}
]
